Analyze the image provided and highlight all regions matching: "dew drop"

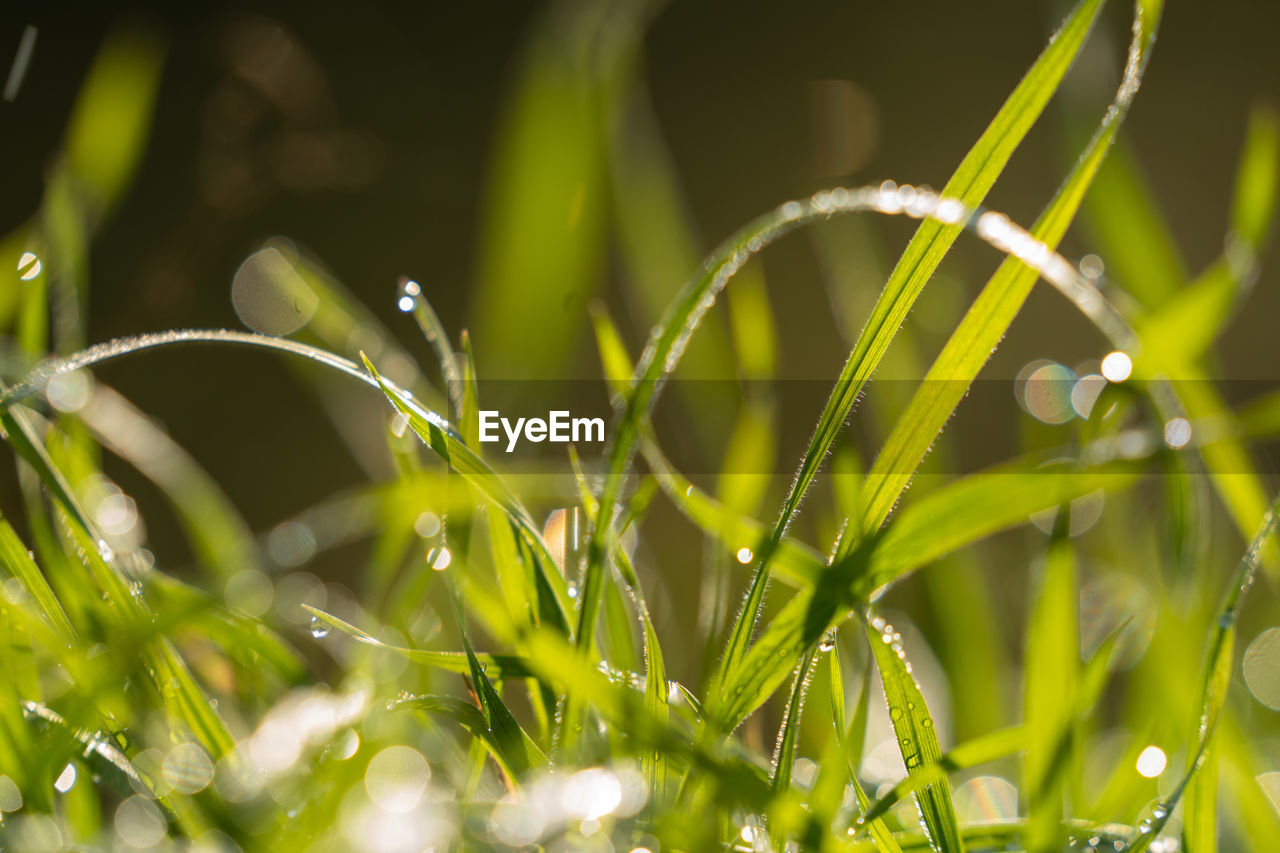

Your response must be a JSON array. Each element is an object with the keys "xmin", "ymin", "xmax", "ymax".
[
  {"xmin": 18, "ymin": 251, "xmax": 41, "ymax": 280},
  {"xmin": 309, "ymin": 616, "xmax": 331, "ymax": 639},
  {"xmin": 54, "ymin": 763, "xmax": 76, "ymax": 793},
  {"xmin": 426, "ymin": 545, "xmax": 452, "ymax": 571}
]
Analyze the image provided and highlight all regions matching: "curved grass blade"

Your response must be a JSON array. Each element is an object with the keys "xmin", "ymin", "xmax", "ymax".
[
  {"xmin": 3, "ymin": 328, "xmax": 570, "ymax": 630},
  {"xmin": 302, "ymin": 605, "xmax": 534, "ymax": 680},
  {"xmin": 864, "ymin": 615, "xmax": 963, "ymax": 853},
  {"xmin": 584, "ymin": 310, "xmax": 670, "ymax": 802},
  {"xmin": 360, "ymin": 353, "xmax": 573, "ymax": 634},
  {"xmin": 711, "ymin": 0, "xmax": 1115, "ymax": 690},
  {"xmin": 1123, "ymin": 490, "xmax": 1280, "ymax": 851},
  {"xmin": 708, "ymin": 458, "xmax": 1138, "ymax": 733},
  {"xmin": 770, "ymin": 644, "xmax": 819, "ymax": 795},
  {"xmin": 858, "ymin": 0, "xmax": 1160, "ymax": 536}
]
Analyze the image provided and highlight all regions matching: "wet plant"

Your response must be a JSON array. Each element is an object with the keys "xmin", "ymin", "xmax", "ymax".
[{"xmin": 2, "ymin": 0, "xmax": 1280, "ymax": 851}]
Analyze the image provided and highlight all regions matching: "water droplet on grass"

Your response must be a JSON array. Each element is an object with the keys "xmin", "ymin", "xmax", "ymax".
[
  {"xmin": 18, "ymin": 251, "xmax": 41, "ymax": 280},
  {"xmin": 54, "ymin": 763, "xmax": 76, "ymax": 793},
  {"xmin": 309, "ymin": 616, "xmax": 330, "ymax": 639}
]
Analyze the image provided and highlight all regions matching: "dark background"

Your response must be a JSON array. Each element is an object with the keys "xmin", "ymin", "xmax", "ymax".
[{"xmin": 2, "ymin": 0, "xmax": 1278, "ymax": 573}]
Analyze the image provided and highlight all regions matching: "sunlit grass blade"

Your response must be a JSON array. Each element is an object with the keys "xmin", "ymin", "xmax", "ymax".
[
  {"xmin": 449, "ymin": 585, "xmax": 550, "ymax": 779},
  {"xmin": 845, "ymin": 461, "xmax": 1139, "ymax": 597},
  {"xmin": 1138, "ymin": 106, "xmax": 1279, "ymax": 368},
  {"xmin": 1126, "ymin": 490, "xmax": 1280, "ymax": 851},
  {"xmin": 459, "ymin": 330, "xmax": 480, "ymax": 447},
  {"xmin": 584, "ymin": 308, "xmax": 671, "ymax": 803},
  {"xmin": 716, "ymin": 0, "xmax": 1116, "ymax": 695},
  {"xmin": 708, "ymin": 458, "xmax": 1139, "ymax": 733},
  {"xmin": 0, "ymin": 517, "xmax": 76, "ymax": 645},
  {"xmin": 856, "ymin": 727, "xmax": 1027, "ymax": 830},
  {"xmin": 392, "ymin": 694, "xmax": 539, "ymax": 783},
  {"xmin": 769, "ymin": 645, "xmax": 819, "ymax": 830},
  {"xmin": 865, "ymin": 615, "xmax": 964, "ymax": 853},
  {"xmin": 360, "ymin": 352, "xmax": 573, "ymax": 632},
  {"xmin": 1024, "ymin": 521, "xmax": 1078, "ymax": 850},
  {"xmin": 859, "ymin": 0, "xmax": 1160, "ymax": 537},
  {"xmin": 302, "ymin": 605, "xmax": 534, "ymax": 679},
  {"xmin": 401, "ymin": 278, "xmax": 465, "ymax": 419},
  {"xmin": 1232, "ymin": 105, "xmax": 1280, "ymax": 252},
  {"xmin": 825, "ymin": 643, "xmax": 902, "ymax": 852},
  {"xmin": 64, "ymin": 24, "xmax": 166, "ymax": 220}
]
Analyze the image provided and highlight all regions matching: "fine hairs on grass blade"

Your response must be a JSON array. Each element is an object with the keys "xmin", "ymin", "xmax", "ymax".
[
  {"xmin": 399, "ymin": 277, "xmax": 465, "ymax": 419},
  {"xmin": 825, "ymin": 643, "xmax": 903, "ymax": 852},
  {"xmin": 0, "ymin": 329, "xmax": 575, "ymax": 637},
  {"xmin": 864, "ymin": 613, "xmax": 964, "ymax": 853},
  {"xmin": 852, "ymin": 629, "xmax": 1129, "ymax": 845},
  {"xmin": 707, "ymin": 457, "xmax": 1140, "ymax": 735},
  {"xmin": 1123, "ymin": 491, "xmax": 1280, "ymax": 852},
  {"xmin": 580, "ymin": 0, "xmax": 1121, "ymax": 666},
  {"xmin": 857, "ymin": 0, "xmax": 1161, "ymax": 540},
  {"xmin": 583, "ymin": 174, "xmax": 1134, "ymax": 668},
  {"xmin": 711, "ymin": 0, "xmax": 1121, "ymax": 694},
  {"xmin": 303, "ymin": 605, "xmax": 535, "ymax": 679}
]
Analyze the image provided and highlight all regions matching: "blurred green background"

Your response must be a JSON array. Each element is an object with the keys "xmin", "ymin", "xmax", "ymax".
[{"xmin": 2, "ymin": 0, "xmax": 1278, "ymax": 685}]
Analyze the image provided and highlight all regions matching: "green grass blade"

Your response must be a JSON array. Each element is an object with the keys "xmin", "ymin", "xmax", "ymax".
[
  {"xmin": 1126, "ymin": 490, "xmax": 1280, "ymax": 851},
  {"xmin": 449, "ymin": 586, "xmax": 550, "ymax": 779},
  {"xmin": 64, "ymin": 24, "xmax": 166, "ymax": 220},
  {"xmin": 1024, "ymin": 524, "xmax": 1078, "ymax": 851},
  {"xmin": 392, "ymin": 694, "xmax": 536, "ymax": 783},
  {"xmin": 0, "ymin": 517, "xmax": 76, "ymax": 645},
  {"xmin": 827, "ymin": 644, "xmax": 903, "ymax": 853},
  {"xmin": 857, "ymin": 727, "xmax": 1027, "ymax": 829},
  {"xmin": 719, "ymin": 0, "xmax": 1112, "ymax": 689},
  {"xmin": 583, "ymin": 0, "xmax": 1111, "ymax": 672},
  {"xmin": 303, "ymin": 605, "xmax": 534, "ymax": 679},
  {"xmin": 585, "ymin": 307, "xmax": 671, "ymax": 803},
  {"xmin": 360, "ymin": 353, "xmax": 573, "ymax": 633},
  {"xmin": 771, "ymin": 647, "xmax": 818, "ymax": 800},
  {"xmin": 846, "ymin": 461, "xmax": 1139, "ymax": 597},
  {"xmin": 1231, "ymin": 105, "xmax": 1280, "ymax": 251},
  {"xmin": 708, "ymin": 458, "xmax": 1138, "ymax": 733},
  {"xmin": 865, "ymin": 615, "xmax": 964, "ymax": 853},
  {"xmin": 401, "ymin": 278, "xmax": 464, "ymax": 419},
  {"xmin": 1138, "ymin": 106, "xmax": 1280, "ymax": 368},
  {"xmin": 859, "ymin": 0, "xmax": 1160, "ymax": 536},
  {"xmin": 459, "ymin": 330, "xmax": 479, "ymax": 447}
]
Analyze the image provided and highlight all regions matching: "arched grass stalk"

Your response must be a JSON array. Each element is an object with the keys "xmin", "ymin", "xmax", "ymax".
[
  {"xmin": 580, "ymin": 0, "xmax": 1157, "ymax": 691},
  {"xmin": 0, "ymin": 328, "xmax": 572, "ymax": 638}
]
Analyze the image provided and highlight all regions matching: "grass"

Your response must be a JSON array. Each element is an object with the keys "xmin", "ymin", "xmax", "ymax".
[{"xmin": 2, "ymin": 1, "xmax": 1280, "ymax": 851}]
